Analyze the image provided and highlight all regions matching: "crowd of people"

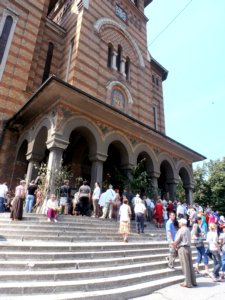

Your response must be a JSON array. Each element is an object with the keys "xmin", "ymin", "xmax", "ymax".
[
  {"xmin": 1, "ymin": 179, "xmax": 225, "ymax": 286},
  {"xmin": 165, "ymin": 205, "xmax": 225, "ymax": 286}
]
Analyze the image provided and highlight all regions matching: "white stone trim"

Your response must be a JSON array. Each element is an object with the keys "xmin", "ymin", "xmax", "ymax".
[
  {"xmin": 106, "ymin": 80, "xmax": 133, "ymax": 104},
  {"xmin": 0, "ymin": 8, "xmax": 18, "ymax": 81},
  {"xmin": 94, "ymin": 17, "xmax": 145, "ymax": 68}
]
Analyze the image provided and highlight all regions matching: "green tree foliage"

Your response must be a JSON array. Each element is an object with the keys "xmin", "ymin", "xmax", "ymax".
[
  {"xmin": 176, "ymin": 177, "xmax": 186, "ymax": 201},
  {"xmin": 127, "ymin": 159, "xmax": 154, "ymax": 196},
  {"xmin": 208, "ymin": 159, "xmax": 225, "ymax": 212},
  {"xmin": 102, "ymin": 159, "xmax": 154, "ymax": 196},
  {"xmin": 193, "ymin": 158, "xmax": 225, "ymax": 213}
]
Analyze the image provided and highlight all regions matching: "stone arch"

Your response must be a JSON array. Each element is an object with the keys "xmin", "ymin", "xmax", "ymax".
[
  {"xmin": 32, "ymin": 116, "xmax": 53, "ymax": 140},
  {"xmin": 103, "ymin": 132, "xmax": 134, "ymax": 166},
  {"xmin": 13, "ymin": 139, "xmax": 29, "ymax": 186},
  {"xmin": 133, "ymin": 144, "xmax": 159, "ymax": 174},
  {"xmin": 158, "ymin": 153, "xmax": 178, "ymax": 200},
  {"xmin": 16, "ymin": 131, "xmax": 30, "ymax": 159},
  {"xmin": 31, "ymin": 127, "xmax": 49, "ymax": 163},
  {"xmin": 177, "ymin": 161, "xmax": 193, "ymax": 187},
  {"xmin": 94, "ymin": 17, "xmax": 145, "ymax": 68},
  {"xmin": 158, "ymin": 152, "xmax": 177, "ymax": 180},
  {"xmin": 60, "ymin": 117, "xmax": 103, "ymax": 156}
]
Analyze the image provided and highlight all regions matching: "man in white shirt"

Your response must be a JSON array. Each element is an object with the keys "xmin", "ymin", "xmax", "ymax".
[
  {"xmin": 100, "ymin": 185, "xmax": 116, "ymax": 219},
  {"xmin": 176, "ymin": 202, "xmax": 185, "ymax": 219},
  {"xmin": 134, "ymin": 198, "xmax": 146, "ymax": 233},
  {"xmin": 0, "ymin": 182, "xmax": 8, "ymax": 212}
]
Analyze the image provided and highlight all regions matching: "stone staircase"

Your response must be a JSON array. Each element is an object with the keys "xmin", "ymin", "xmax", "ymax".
[{"xmin": 0, "ymin": 213, "xmax": 207, "ymax": 300}]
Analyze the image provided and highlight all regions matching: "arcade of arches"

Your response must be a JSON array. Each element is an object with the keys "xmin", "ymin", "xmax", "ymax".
[{"xmin": 12, "ymin": 116, "xmax": 194, "ymax": 203}]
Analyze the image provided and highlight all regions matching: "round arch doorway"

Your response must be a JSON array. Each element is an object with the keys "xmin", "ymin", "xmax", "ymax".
[
  {"xmin": 62, "ymin": 129, "xmax": 92, "ymax": 186},
  {"xmin": 103, "ymin": 141, "xmax": 129, "ymax": 191}
]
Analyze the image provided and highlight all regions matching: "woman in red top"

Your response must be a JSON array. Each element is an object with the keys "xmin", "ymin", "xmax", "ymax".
[{"xmin": 153, "ymin": 197, "xmax": 164, "ymax": 228}]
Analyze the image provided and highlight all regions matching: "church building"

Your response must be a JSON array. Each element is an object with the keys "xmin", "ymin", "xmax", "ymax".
[{"xmin": 0, "ymin": 0, "xmax": 205, "ymax": 202}]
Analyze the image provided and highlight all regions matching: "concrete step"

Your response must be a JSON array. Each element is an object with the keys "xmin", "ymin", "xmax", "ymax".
[
  {"xmin": 0, "ymin": 252, "xmax": 175, "ymax": 270},
  {"xmin": 0, "ymin": 260, "xmax": 184, "ymax": 282},
  {"xmin": 0, "ymin": 241, "xmax": 169, "ymax": 252},
  {"xmin": 0, "ymin": 213, "xmax": 204, "ymax": 299},
  {"xmin": 0, "ymin": 221, "xmax": 166, "ymax": 237},
  {"xmin": 0, "ymin": 275, "xmax": 185, "ymax": 300},
  {"xmin": 0, "ymin": 267, "xmax": 184, "ymax": 295},
  {"xmin": 0, "ymin": 248, "xmax": 170, "ymax": 261}
]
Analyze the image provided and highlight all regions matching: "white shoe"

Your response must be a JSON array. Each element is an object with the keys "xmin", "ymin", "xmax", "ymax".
[
  {"xmin": 54, "ymin": 219, "xmax": 58, "ymax": 223},
  {"xmin": 47, "ymin": 218, "xmax": 51, "ymax": 222},
  {"xmin": 100, "ymin": 216, "xmax": 105, "ymax": 218}
]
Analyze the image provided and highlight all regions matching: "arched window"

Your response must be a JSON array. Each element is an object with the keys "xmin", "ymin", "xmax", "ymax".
[
  {"xmin": 42, "ymin": 42, "xmax": 54, "ymax": 83},
  {"xmin": 0, "ymin": 16, "xmax": 13, "ymax": 64},
  {"xmin": 116, "ymin": 45, "xmax": 122, "ymax": 72},
  {"xmin": 125, "ymin": 57, "xmax": 130, "ymax": 80},
  {"xmin": 0, "ymin": 10, "xmax": 18, "ymax": 81},
  {"xmin": 107, "ymin": 43, "xmax": 113, "ymax": 68}
]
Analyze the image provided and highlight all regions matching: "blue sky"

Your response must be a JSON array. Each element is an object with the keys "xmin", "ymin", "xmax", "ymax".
[{"xmin": 145, "ymin": 0, "xmax": 225, "ymax": 166}]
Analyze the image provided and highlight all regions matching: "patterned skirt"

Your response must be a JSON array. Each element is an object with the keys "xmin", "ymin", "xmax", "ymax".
[{"xmin": 119, "ymin": 221, "xmax": 130, "ymax": 234}]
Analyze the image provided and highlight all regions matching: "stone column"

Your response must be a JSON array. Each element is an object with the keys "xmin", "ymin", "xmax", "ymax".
[
  {"xmin": 26, "ymin": 152, "xmax": 42, "ymax": 184},
  {"xmin": 120, "ymin": 57, "xmax": 126, "ymax": 77},
  {"xmin": 112, "ymin": 50, "xmax": 118, "ymax": 71},
  {"xmin": 89, "ymin": 153, "xmax": 108, "ymax": 189},
  {"xmin": 167, "ymin": 179, "xmax": 179, "ymax": 201},
  {"xmin": 46, "ymin": 137, "xmax": 69, "ymax": 194},
  {"xmin": 150, "ymin": 172, "xmax": 160, "ymax": 196},
  {"xmin": 184, "ymin": 184, "xmax": 194, "ymax": 205},
  {"xmin": 47, "ymin": 147, "xmax": 64, "ymax": 194}
]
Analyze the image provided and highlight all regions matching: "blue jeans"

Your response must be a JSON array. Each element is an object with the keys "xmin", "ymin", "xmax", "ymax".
[
  {"xmin": 135, "ymin": 213, "xmax": 145, "ymax": 233},
  {"xmin": 222, "ymin": 251, "xmax": 225, "ymax": 272},
  {"xmin": 196, "ymin": 245, "xmax": 208, "ymax": 265},
  {"xmin": 24, "ymin": 195, "xmax": 35, "ymax": 213},
  {"xmin": 0, "ymin": 197, "xmax": 5, "ymax": 212},
  {"xmin": 211, "ymin": 250, "xmax": 222, "ymax": 278}
]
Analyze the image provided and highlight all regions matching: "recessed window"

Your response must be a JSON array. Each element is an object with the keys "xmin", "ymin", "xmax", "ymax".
[
  {"xmin": 156, "ymin": 78, "xmax": 159, "ymax": 86},
  {"xmin": 116, "ymin": 45, "xmax": 122, "ymax": 72},
  {"xmin": 152, "ymin": 74, "xmax": 155, "ymax": 83},
  {"xmin": 107, "ymin": 43, "xmax": 113, "ymax": 68},
  {"xmin": 0, "ymin": 16, "xmax": 13, "ymax": 64},
  {"xmin": 153, "ymin": 106, "xmax": 158, "ymax": 130},
  {"xmin": 125, "ymin": 57, "xmax": 130, "ymax": 80},
  {"xmin": 0, "ymin": 9, "xmax": 18, "ymax": 81},
  {"xmin": 42, "ymin": 42, "xmax": 54, "ymax": 83}
]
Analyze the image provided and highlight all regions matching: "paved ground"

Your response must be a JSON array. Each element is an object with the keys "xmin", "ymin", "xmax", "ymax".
[{"xmin": 132, "ymin": 275, "xmax": 225, "ymax": 300}]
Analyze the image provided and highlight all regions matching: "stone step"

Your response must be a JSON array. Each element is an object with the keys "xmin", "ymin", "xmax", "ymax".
[
  {"xmin": 0, "ymin": 252, "xmax": 175, "ymax": 270},
  {"xmin": 0, "ymin": 251, "xmax": 203, "ymax": 272},
  {"xmin": 0, "ymin": 213, "xmax": 165, "ymax": 230},
  {"xmin": 0, "ymin": 221, "xmax": 166, "ymax": 236},
  {"xmin": 0, "ymin": 235, "xmax": 166, "ymax": 243},
  {"xmin": 0, "ymin": 248, "xmax": 170, "ymax": 261},
  {"xmin": 0, "ymin": 241, "xmax": 168, "ymax": 252},
  {"xmin": 0, "ymin": 275, "xmax": 185, "ymax": 300},
  {"xmin": 0, "ymin": 213, "xmax": 202, "ymax": 299},
  {"xmin": 0, "ymin": 260, "xmax": 184, "ymax": 282},
  {"xmin": 0, "ymin": 267, "xmax": 184, "ymax": 295}
]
